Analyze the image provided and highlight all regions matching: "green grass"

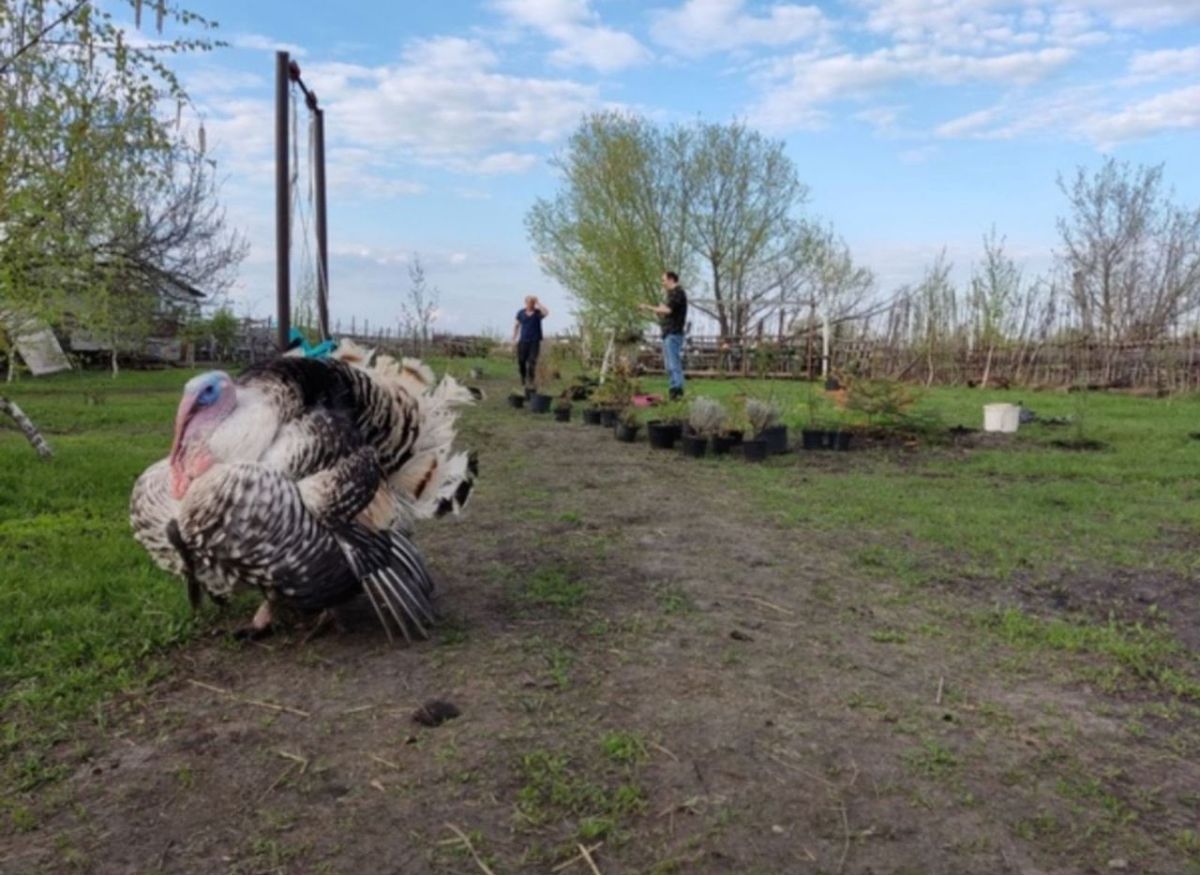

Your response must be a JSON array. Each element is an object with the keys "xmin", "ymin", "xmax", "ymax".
[
  {"xmin": 1, "ymin": 368, "xmax": 209, "ymax": 787},
  {"xmin": 981, "ymin": 608, "xmax": 1200, "ymax": 699},
  {"xmin": 5, "ymin": 364, "xmax": 1200, "ymax": 790},
  {"xmin": 516, "ymin": 567, "xmax": 588, "ymax": 610},
  {"xmin": 514, "ymin": 742, "xmax": 647, "ymax": 840},
  {"xmin": 636, "ymin": 376, "xmax": 1200, "ymax": 583}
]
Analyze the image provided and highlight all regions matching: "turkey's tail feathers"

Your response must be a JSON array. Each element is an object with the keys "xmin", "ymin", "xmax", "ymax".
[
  {"xmin": 332, "ymin": 338, "xmax": 375, "ymax": 368},
  {"xmin": 390, "ymin": 370, "xmax": 478, "ymax": 519},
  {"xmin": 357, "ymin": 531, "xmax": 436, "ymax": 643},
  {"xmin": 330, "ymin": 340, "xmax": 478, "ymax": 519}
]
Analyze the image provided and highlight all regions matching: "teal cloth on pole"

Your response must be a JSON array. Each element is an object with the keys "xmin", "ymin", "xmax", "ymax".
[{"xmin": 288, "ymin": 328, "xmax": 337, "ymax": 358}]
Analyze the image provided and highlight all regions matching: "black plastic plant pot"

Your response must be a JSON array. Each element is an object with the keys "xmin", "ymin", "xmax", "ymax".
[
  {"xmin": 711, "ymin": 434, "xmax": 738, "ymax": 455},
  {"xmin": 581, "ymin": 407, "xmax": 601, "ymax": 425},
  {"xmin": 529, "ymin": 393, "xmax": 552, "ymax": 413},
  {"xmin": 801, "ymin": 428, "xmax": 824, "ymax": 451},
  {"xmin": 681, "ymin": 435, "xmax": 708, "ymax": 458},
  {"xmin": 600, "ymin": 408, "xmax": 620, "ymax": 428},
  {"xmin": 833, "ymin": 430, "xmax": 853, "ymax": 451},
  {"xmin": 554, "ymin": 407, "xmax": 572, "ymax": 422},
  {"xmin": 742, "ymin": 438, "xmax": 768, "ymax": 462},
  {"xmin": 647, "ymin": 421, "xmax": 682, "ymax": 449},
  {"xmin": 614, "ymin": 423, "xmax": 639, "ymax": 443},
  {"xmin": 759, "ymin": 424, "xmax": 789, "ymax": 454},
  {"xmin": 724, "ymin": 429, "xmax": 744, "ymax": 444},
  {"xmin": 508, "ymin": 393, "xmax": 525, "ymax": 409}
]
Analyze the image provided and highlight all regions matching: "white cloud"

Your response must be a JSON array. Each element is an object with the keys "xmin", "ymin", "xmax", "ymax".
[
  {"xmin": 1076, "ymin": 0, "xmax": 1200, "ymax": 29},
  {"xmin": 302, "ymin": 37, "xmax": 599, "ymax": 164},
  {"xmin": 925, "ymin": 80, "xmax": 1200, "ymax": 146},
  {"xmin": 490, "ymin": 0, "xmax": 649, "ymax": 71},
  {"xmin": 472, "ymin": 152, "xmax": 542, "ymax": 175},
  {"xmin": 184, "ymin": 68, "xmax": 266, "ymax": 95},
  {"xmin": 750, "ymin": 46, "xmax": 1074, "ymax": 131},
  {"xmin": 861, "ymin": 0, "xmax": 1025, "ymax": 51},
  {"xmin": 897, "ymin": 144, "xmax": 939, "ymax": 164},
  {"xmin": 1128, "ymin": 45, "xmax": 1200, "ymax": 81},
  {"xmin": 934, "ymin": 106, "xmax": 1000, "ymax": 138},
  {"xmin": 857, "ymin": 0, "xmax": 1197, "ymax": 50},
  {"xmin": 854, "ymin": 104, "xmax": 905, "ymax": 134},
  {"xmin": 1081, "ymin": 84, "xmax": 1200, "ymax": 145},
  {"xmin": 324, "ymin": 149, "xmax": 427, "ymax": 199},
  {"xmin": 651, "ymin": 0, "xmax": 829, "ymax": 54},
  {"xmin": 230, "ymin": 33, "xmax": 307, "ymax": 56}
]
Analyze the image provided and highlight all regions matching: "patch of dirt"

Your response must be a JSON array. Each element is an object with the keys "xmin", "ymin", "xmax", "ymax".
[
  {"xmin": 4, "ymin": 383, "xmax": 1199, "ymax": 874},
  {"xmin": 1007, "ymin": 567, "xmax": 1200, "ymax": 652}
]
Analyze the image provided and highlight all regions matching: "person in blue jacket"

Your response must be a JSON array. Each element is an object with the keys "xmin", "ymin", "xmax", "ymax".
[{"xmin": 512, "ymin": 295, "xmax": 550, "ymax": 389}]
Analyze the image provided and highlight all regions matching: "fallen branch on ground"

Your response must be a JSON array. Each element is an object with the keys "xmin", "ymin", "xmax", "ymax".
[
  {"xmin": 0, "ymin": 397, "xmax": 52, "ymax": 458},
  {"xmin": 443, "ymin": 822, "xmax": 494, "ymax": 875},
  {"xmin": 187, "ymin": 679, "xmax": 311, "ymax": 717}
]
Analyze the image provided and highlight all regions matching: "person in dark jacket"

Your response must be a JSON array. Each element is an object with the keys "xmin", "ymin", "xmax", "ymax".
[
  {"xmin": 639, "ymin": 272, "xmax": 688, "ymax": 399},
  {"xmin": 512, "ymin": 295, "xmax": 549, "ymax": 389}
]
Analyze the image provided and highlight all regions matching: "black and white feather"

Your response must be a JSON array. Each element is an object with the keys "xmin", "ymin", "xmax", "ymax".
[{"xmin": 129, "ymin": 342, "xmax": 478, "ymax": 641}]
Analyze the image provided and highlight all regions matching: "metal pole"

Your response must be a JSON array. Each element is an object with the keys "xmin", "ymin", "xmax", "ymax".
[
  {"xmin": 313, "ymin": 107, "xmax": 330, "ymax": 341},
  {"xmin": 822, "ymin": 312, "xmax": 831, "ymax": 379},
  {"xmin": 275, "ymin": 50, "xmax": 291, "ymax": 352}
]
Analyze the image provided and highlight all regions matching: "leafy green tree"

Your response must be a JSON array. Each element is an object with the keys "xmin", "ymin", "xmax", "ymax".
[
  {"xmin": 0, "ymin": 1, "xmax": 243, "ymax": 373},
  {"xmin": 528, "ymin": 113, "xmax": 814, "ymax": 343},
  {"xmin": 208, "ymin": 306, "xmax": 239, "ymax": 362},
  {"xmin": 526, "ymin": 111, "xmax": 691, "ymax": 341}
]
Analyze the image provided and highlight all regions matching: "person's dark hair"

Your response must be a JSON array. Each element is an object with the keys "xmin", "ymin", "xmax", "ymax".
[{"xmin": 664, "ymin": 271, "xmax": 679, "ymax": 282}]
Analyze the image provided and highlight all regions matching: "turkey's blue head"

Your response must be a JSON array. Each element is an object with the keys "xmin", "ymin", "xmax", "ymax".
[{"xmin": 170, "ymin": 371, "xmax": 236, "ymax": 498}]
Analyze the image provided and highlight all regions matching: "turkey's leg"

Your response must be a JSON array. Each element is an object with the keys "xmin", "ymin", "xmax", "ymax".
[
  {"xmin": 233, "ymin": 600, "xmax": 275, "ymax": 641},
  {"xmin": 300, "ymin": 609, "xmax": 344, "ymax": 644}
]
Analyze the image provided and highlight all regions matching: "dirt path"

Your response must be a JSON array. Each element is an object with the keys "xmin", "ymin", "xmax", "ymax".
[{"xmin": 4, "ymin": 391, "xmax": 1199, "ymax": 873}]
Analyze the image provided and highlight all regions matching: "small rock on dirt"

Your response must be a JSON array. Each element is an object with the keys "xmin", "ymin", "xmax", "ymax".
[{"xmin": 412, "ymin": 700, "xmax": 461, "ymax": 727}]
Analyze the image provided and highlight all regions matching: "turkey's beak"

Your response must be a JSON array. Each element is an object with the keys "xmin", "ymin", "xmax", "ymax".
[{"xmin": 169, "ymin": 392, "xmax": 199, "ymax": 499}]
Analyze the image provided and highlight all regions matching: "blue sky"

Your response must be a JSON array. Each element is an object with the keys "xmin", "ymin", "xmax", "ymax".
[{"xmin": 154, "ymin": 0, "xmax": 1200, "ymax": 335}]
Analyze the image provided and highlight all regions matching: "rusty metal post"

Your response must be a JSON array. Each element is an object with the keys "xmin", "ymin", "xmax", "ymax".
[
  {"xmin": 275, "ymin": 50, "xmax": 291, "ymax": 352},
  {"xmin": 313, "ymin": 107, "xmax": 330, "ymax": 340}
]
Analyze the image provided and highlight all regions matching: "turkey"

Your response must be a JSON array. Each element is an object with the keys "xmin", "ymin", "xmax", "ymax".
[{"xmin": 130, "ymin": 342, "xmax": 479, "ymax": 642}]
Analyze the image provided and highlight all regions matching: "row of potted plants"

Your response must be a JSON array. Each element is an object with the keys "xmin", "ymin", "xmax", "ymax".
[{"xmin": 519, "ymin": 388, "xmax": 857, "ymax": 462}]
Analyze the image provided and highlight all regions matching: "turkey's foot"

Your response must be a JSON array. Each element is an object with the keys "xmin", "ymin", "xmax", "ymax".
[
  {"xmin": 300, "ymin": 609, "xmax": 345, "ymax": 644},
  {"xmin": 233, "ymin": 601, "xmax": 275, "ymax": 642}
]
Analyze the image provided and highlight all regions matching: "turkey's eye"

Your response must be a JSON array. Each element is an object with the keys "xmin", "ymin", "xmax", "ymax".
[{"xmin": 197, "ymin": 384, "xmax": 219, "ymax": 406}]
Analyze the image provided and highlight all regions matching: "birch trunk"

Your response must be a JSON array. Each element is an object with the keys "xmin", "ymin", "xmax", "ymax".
[{"xmin": 0, "ymin": 397, "xmax": 53, "ymax": 458}]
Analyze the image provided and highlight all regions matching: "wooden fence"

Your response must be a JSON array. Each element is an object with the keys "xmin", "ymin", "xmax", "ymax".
[
  {"xmin": 40, "ymin": 314, "xmax": 1200, "ymax": 391},
  {"xmin": 633, "ymin": 332, "xmax": 1200, "ymax": 391}
]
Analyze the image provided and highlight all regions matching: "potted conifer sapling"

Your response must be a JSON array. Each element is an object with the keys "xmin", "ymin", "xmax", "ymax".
[
  {"xmin": 683, "ymin": 397, "xmax": 725, "ymax": 458},
  {"xmin": 614, "ymin": 408, "xmax": 640, "ymax": 443},
  {"xmin": 748, "ymin": 398, "xmax": 787, "ymax": 454}
]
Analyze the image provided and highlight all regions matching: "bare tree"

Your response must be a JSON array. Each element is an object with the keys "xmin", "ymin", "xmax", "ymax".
[
  {"xmin": 970, "ymin": 228, "xmax": 1022, "ymax": 388},
  {"xmin": 1057, "ymin": 158, "xmax": 1200, "ymax": 344},
  {"xmin": 400, "ymin": 255, "xmax": 439, "ymax": 354},
  {"xmin": 684, "ymin": 121, "xmax": 809, "ymax": 339},
  {"xmin": 911, "ymin": 251, "xmax": 958, "ymax": 386},
  {"xmin": 782, "ymin": 222, "xmax": 876, "ymax": 332}
]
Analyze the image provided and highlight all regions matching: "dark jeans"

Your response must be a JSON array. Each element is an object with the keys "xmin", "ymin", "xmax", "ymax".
[
  {"xmin": 663, "ymin": 332, "xmax": 685, "ymax": 392},
  {"xmin": 517, "ymin": 340, "xmax": 541, "ymax": 386}
]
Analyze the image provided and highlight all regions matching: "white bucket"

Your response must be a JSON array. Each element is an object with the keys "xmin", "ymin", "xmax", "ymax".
[{"xmin": 983, "ymin": 403, "xmax": 1020, "ymax": 433}]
